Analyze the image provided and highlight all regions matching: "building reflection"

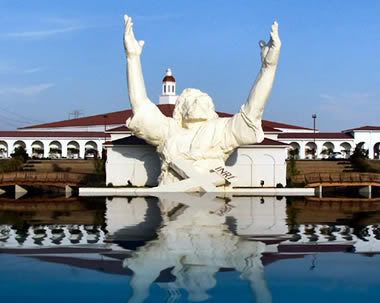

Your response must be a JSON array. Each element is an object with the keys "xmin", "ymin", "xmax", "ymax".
[
  {"xmin": 123, "ymin": 195, "xmax": 276, "ymax": 303},
  {"xmin": 1, "ymin": 195, "xmax": 380, "ymax": 302}
]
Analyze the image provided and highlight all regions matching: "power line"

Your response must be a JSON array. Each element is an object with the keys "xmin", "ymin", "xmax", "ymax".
[
  {"xmin": 0, "ymin": 104, "xmax": 44, "ymax": 124},
  {"xmin": 68, "ymin": 110, "xmax": 84, "ymax": 120}
]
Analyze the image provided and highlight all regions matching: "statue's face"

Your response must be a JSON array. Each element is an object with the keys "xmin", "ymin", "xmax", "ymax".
[
  {"xmin": 181, "ymin": 97, "xmax": 214, "ymax": 122},
  {"xmin": 174, "ymin": 88, "xmax": 218, "ymax": 128}
]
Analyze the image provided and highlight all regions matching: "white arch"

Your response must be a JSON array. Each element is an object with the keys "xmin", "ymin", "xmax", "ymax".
[
  {"xmin": 232, "ymin": 153, "xmax": 253, "ymax": 187},
  {"xmin": 84, "ymin": 141, "xmax": 98, "ymax": 159},
  {"xmin": 67, "ymin": 141, "xmax": 80, "ymax": 159},
  {"xmin": 321, "ymin": 142, "xmax": 335, "ymax": 159},
  {"xmin": 13, "ymin": 140, "xmax": 26, "ymax": 152},
  {"xmin": 0, "ymin": 141, "xmax": 8, "ymax": 158},
  {"xmin": 340, "ymin": 142, "xmax": 352, "ymax": 159},
  {"xmin": 288, "ymin": 142, "xmax": 300, "ymax": 159},
  {"xmin": 49, "ymin": 141, "xmax": 62, "ymax": 159},
  {"xmin": 31, "ymin": 140, "xmax": 44, "ymax": 159},
  {"xmin": 374, "ymin": 142, "xmax": 380, "ymax": 160},
  {"xmin": 305, "ymin": 142, "xmax": 317, "ymax": 159}
]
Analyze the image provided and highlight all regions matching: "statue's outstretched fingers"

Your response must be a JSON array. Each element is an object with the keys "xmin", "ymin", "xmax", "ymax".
[
  {"xmin": 124, "ymin": 15, "xmax": 130, "ymax": 25},
  {"xmin": 270, "ymin": 22, "xmax": 281, "ymax": 47},
  {"xmin": 126, "ymin": 18, "xmax": 135, "ymax": 38},
  {"xmin": 272, "ymin": 22, "xmax": 280, "ymax": 37}
]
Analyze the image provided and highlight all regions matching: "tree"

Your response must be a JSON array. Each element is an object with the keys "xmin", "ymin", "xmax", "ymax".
[
  {"xmin": 320, "ymin": 147, "xmax": 334, "ymax": 158},
  {"xmin": 350, "ymin": 142, "xmax": 368, "ymax": 160},
  {"xmin": 11, "ymin": 146, "xmax": 29, "ymax": 162},
  {"xmin": 288, "ymin": 148, "xmax": 299, "ymax": 160},
  {"xmin": 349, "ymin": 143, "xmax": 375, "ymax": 172}
]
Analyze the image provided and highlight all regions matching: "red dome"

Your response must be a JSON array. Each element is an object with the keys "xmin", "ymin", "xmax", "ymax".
[{"xmin": 162, "ymin": 75, "xmax": 176, "ymax": 82}]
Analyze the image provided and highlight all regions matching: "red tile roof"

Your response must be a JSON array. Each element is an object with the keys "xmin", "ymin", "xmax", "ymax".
[
  {"xmin": 107, "ymin": 136, "xmax": 147, "ymax": 146},
  {"xmin": 20, "ymin": 104, "xmax": 285, "ymax": 133},
  {"xmin": 263, "ymin": 120, "xmax": 313, "ymax": 130},
  {"xmin": 106, "ymin": 126, "xmax": 129, "ymax": 133},
  {"xmin": 278, "ymin": 132, "xmax": 353, "ymax": 139},
  {"xmin": 343, "ymin": 126, "xmax": 380, "ymax": 132},
  {"xmin": 107, "ymin": 123, "xmax": 279, "ymax": 133},
  {"xmin": 0, "ymin": 131, "xmax": 110, "ymax": 138},
  {"xmin": 18, "ymin": 99, "xmax": 318, "ymax": 137},
  {"xmin": 107, "ymin": 136, "xmax": 287, "ymax": 147},
  {"xmin": 20, "ymin": 108, "xmax": 134, "ymax": 129},
  {"xmin": 255, "ymin": 138, "xmax": 288, "ymax": 146}
]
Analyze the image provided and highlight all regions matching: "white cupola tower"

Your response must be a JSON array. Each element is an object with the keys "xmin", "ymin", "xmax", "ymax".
[{"xmin": 159, "ymin": 68, "xmax": 178, "ymax": 105}]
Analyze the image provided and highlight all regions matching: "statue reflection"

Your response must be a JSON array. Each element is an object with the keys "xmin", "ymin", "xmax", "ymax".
[{"xmin": 112, "ymin": 194, "xmax": 287, "ymax": 303}]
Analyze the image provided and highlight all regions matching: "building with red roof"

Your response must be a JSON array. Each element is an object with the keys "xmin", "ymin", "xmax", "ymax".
[{"xmin": 0, "ymin": 69, "xmax": 378, "ymax": 186}]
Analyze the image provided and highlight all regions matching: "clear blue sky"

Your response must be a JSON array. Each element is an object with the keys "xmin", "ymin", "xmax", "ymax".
[{"xmin": 0, "ymin": 0, "xmax": 379, "ymax": 131}]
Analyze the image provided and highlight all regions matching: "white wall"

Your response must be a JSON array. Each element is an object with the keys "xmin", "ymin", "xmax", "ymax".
[
  {"xmin": 280, "ymin": 138, "xmax": 355, "ymax": 159},
  {"xmin": 352, "ymin": 130, "xmax": 380, "ymax": 159},
  {"xmin": 18, "ymin": 124, "xmax": 123, "ymax": 133},
  {"xmin": 106, "ymin": 145, "xmax": 161, "ymax": 187},
  {"xmin": 226, "ymin": 146, "xmax": 287, "ymax": 187},
  {"xmin": 0, "ymin": 137, "xmax": 105, "ymax": 159},
  {"xmin": 106, "ymin": 144, "xmax": 288, "ymax": 188}
]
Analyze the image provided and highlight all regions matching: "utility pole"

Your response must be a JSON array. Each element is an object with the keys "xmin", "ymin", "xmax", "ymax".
[
  {"xmin": 312, "ymin": 113, "xmax": 317, "ymax": 159},
  {"xmin": 103, "ymin": 114, "xmax": 108, "ymax": 142},
  {"xmin": 68, "ymin": 110, "xmax": 83, "ymax": 119}
]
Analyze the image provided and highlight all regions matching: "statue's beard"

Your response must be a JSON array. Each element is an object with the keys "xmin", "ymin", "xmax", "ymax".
[
  {"xmin": 182, "ymin": 117, "xmax": 208, "ymax": 128},
  {"xmin": 184, "ymin": 117, "xmax": 208, "ymax": 123}
]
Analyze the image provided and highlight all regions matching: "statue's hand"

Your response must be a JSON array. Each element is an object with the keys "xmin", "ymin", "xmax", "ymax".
[
  {"xmin": 124, "ymin": 15, "xmax": 145, "ymax": 57},
  {"xmin": 259, "ymin": 21, "xmax": 281, "ymax": 67}
]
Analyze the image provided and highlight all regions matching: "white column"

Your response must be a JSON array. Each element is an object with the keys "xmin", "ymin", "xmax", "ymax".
[
  {"xmin": 44, "ymin": 141, "xmax": 50, "ymax": 158},
  {"xmin": 61, "ymin": 141, "xmax": 68, "ymax": 158},
  {"xmin": 299, "ymin": 143, "xmax": 306, "ymax": 159},
  {"xmin": 79, "ymin": 142, "xmax": 86, "ymax": 159},
  {"xmin": 316, "ymin": 141, "xmax": 323, "ymax": 159},
  {"xmin": 98, "ymin": 141, "xmax": 103, "ymax": 159},
  {"xmin": 368, "ymin": 144, "xmax": 374, "ymax": 159},
  {"xmin": 26, "ymin": 141, "xmax": 33, "ymax": 158},
  {"xmin": 5, "ymin": 140, "xmax": 12, "ymax": 158}
]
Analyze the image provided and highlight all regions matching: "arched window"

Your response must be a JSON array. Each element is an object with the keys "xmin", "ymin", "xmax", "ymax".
[
  {"xmin": 67, "ymin": 141, "xmax": 80, "ymax": 159},
  {"xmin": 31, "ymin": 141, "xmax": 44, "ymax": 159},
  {"xmin": 288, "ymin": 142, "xmax": 300, "ymax": 159},
  {"xmin": 0, "ymin": 141, "xmax": 8, "ymax": 158},
  {"xmin": 13, "ymin": 140, "xmax": 26, "ymax": 153},
  {"xmin": 374, "ymin": 142, "xmax": 380, "ymax": 160},
  {"xmin": 305, "ymin": 142, "xmax": 317, "ymax": 159},
  {"xmin": 85, "ymin": 141, "xmax": 98, "ymax": 159},
  {"xmin": 321, "ymin": 142, "xmax": 335, "ymax": 159},
  {"xmin": 49, "ymin": 141, "xmax": 62, "ymax": 159},
  {"xmin": 340, "ymin": 142, "xmax": 352, "ymax": 159}
]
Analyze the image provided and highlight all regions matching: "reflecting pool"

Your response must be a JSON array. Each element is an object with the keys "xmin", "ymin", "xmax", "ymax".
[{"xmin": 1, "ymin": 194, "xmax": 380, "ymax": 302}]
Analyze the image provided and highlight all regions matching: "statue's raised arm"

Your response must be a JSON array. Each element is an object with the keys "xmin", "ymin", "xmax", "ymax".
[
  {"xmin": 123, "ymin": 15, "xmax": 170, "ymax": 147},
  {"xmin": 124, "ymin": 15, "xmax": 152, "ymax": 113},
  {"xmin": 242, "ymin": 22, "xmax": 281, "ymax": 129}
]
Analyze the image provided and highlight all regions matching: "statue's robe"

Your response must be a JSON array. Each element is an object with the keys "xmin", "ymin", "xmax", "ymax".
[{"xmin": 127, "ymin": 102, "xmax": 264, "ymax": 184}]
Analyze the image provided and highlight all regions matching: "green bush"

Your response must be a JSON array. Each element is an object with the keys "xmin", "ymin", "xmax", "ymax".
[
  {"xmin": 94, "ymin": 159, "xmax": 106, "ymax": 175},
  {"xmin": 0, "ymin": 158, "xmax": 24, "ymax": 173},
  {"xmin": 11, "ymin": 146, "xmax": 29, "ymax": 162}
]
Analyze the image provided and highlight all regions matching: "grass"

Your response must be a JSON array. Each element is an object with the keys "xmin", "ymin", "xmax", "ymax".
[{"xmin": 0, "ymin": 158, "xmax": 24, "ymax": 173}]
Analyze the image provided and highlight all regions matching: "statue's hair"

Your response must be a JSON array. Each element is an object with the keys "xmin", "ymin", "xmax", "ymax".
[{"xmin": 173, "ymin": 88, "xmax": 218, "ymax": 126}]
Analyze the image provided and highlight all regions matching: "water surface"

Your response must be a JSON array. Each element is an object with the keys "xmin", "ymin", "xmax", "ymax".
[{"xmin": 1, "ymin": 194, "xmax": 380, "ymax": 302}]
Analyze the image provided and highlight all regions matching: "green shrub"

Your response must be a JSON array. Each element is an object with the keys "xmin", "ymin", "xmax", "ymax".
[
  {"xmin": 11, "ymin": 146, "xmax": 28, "ymax": 162},
  {"xmin": 0, "ymin": 158, "xmax": 24, "ymax": 173},
  {"xmin": 94, "ymin": 159, "xmax": 106, "ymax": 175}
]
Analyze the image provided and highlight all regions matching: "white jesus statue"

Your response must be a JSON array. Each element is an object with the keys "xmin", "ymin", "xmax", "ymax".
[{"xmin": 123, "ymin": 15, "xmax": 281, "ymax": 185}]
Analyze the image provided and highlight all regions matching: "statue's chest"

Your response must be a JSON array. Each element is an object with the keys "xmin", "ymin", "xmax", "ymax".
[{"xmin": 162, "ymin": 126, "xmax": 222, "ymax": 160}]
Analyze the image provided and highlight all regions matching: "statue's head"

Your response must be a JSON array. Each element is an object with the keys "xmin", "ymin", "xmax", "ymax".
[{"xmin": 173, "ymin": 88, "xmax": 218, "ymax": 127}]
